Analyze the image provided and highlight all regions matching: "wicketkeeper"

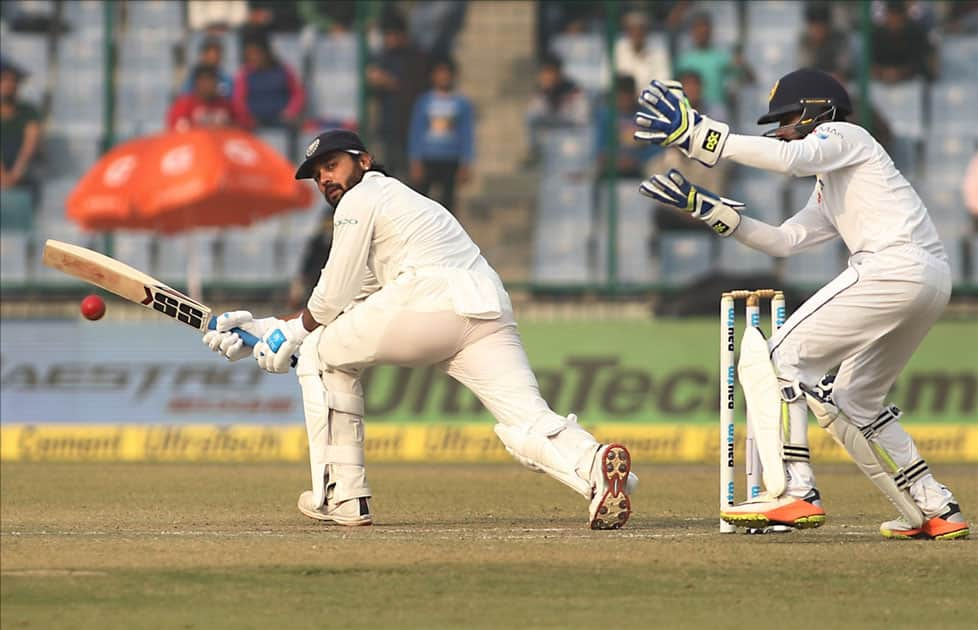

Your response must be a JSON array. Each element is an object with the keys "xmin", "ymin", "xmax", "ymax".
[
  {"xmin": 633, "ymin": 68, "xmax": 968, "ymax": 540},
  {"xmin": 202, "ymin": 130, "xmax": 636, "ymax": 529}
]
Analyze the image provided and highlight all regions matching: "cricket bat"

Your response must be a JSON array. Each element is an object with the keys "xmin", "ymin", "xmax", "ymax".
[{"xmin": 42, "ymin": 239, "xmax": 296, "ymax": 367}]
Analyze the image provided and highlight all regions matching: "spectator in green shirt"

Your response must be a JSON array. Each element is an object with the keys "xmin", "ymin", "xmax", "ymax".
[{"xmin": 674, "ymin": 11, "xmax": 753, "ymax": 117}]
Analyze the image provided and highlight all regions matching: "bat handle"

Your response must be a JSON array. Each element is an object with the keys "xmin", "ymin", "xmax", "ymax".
[{"xmin": 206, "ymin": 316, "xmax": 299, "ymax": 368}]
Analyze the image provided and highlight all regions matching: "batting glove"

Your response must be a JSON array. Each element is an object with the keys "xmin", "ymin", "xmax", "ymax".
[
  {"xmin": 254, "ymin": 317, "xmax": 309, "ymax": 374},
  {"xmin": 202, "ymin": 310, "xmax": 273, "ymax": 362},
  {"xmin": 640, "ymin": 169, "xmax": 744, "ymax": 236},
  {"xmin": 633, "ymin": 80, "xmax": 729, "ymax": 167}
]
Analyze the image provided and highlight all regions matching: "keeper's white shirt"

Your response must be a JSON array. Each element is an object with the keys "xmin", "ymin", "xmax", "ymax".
[
  {"xmin": 306, "ymin": 171, "xmax": 510, "ymax": 326},
  {"xmin": 722, "ymin": 122, "xmax": 947, "ymax": 264}
]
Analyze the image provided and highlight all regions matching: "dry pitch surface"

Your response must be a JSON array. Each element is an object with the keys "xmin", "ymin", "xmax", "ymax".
[{"xmin": 2, "ymin": 462, "xmax": 976, "ymax": 630}]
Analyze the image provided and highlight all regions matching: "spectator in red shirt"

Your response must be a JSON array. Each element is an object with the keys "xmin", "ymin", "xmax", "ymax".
[
  {"xmin": 232, "ymin": 30, "xmax": 305, "ymax": 129},
  {"xmin": 167, "ymin": 65, "xmax": 250, "ymax": 131}
]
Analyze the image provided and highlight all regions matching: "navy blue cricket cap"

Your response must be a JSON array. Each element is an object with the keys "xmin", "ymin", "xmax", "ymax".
[{"xmin": 295, "ymin": 130, "xmax": 368, "ymax": 180}]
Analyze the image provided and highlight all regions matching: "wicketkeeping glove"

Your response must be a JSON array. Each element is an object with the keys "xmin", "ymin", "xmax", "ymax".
[
  {"xmin": 640, "ymin": 169, "xmax": 744, "ymax": 236},
  {"xmin": 254, "ymin": 317, "xmax": 309, "ymax": 374},
  {"xmin": 633, "ymin": 80, "xmax": 729, "ymax": 167}
]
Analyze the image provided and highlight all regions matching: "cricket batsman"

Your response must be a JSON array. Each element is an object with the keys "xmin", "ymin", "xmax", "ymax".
[
  {"xmin": 633, "ymin": 68, "xmax": 968, "ymax": 540},
  {"xmin": 202, "ymin": 129, "xmax": 636, "ymax": 530}
]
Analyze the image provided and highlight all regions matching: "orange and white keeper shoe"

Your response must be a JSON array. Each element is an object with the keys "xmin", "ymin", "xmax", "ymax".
[
  {"xmin": 880, "ymin": 503, "xmax": 969, "ymax": 540},
  {"xmin": 721, "ymin": 488, "xmax": 826, "ymax": 530}
]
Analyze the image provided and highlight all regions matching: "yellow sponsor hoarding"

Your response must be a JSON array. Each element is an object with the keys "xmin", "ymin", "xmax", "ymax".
[{"xmin": 2, "ymin": 424, "xmax": 977, "ymax": 463}]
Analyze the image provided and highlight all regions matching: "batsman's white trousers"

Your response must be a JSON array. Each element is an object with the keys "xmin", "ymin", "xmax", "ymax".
[
  {"xmin": 316, "ymin": 275, "xmax": 573, "ymax": 437},
  {"xmin": 770, "ymin": 244, "xmax": 954, "ymax": 512}
]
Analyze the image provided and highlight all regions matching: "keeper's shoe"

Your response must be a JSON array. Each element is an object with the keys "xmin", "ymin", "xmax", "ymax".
[
  {"xmin": 880, "ymin": 503, "xmax": 969, "ymax": 540},
  {"xmin": 298, "ymin": 491, "xmax": 373, "ymax": 526},
  {"xmin": 588, "ymin": 443, "xmax": 635, "ymax": 530},
  {"xmin": 721, "ymin": 488, "xmax": 826, "ymax": 530}
]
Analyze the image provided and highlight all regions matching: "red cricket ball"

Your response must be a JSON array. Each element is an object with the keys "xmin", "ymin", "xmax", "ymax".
[{"xmin": 80, "ymin": 294, "xmax": 106, "ymax": 321}]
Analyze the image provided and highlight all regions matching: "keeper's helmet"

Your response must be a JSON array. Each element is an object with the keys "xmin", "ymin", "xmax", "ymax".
[{"xmin": 757, "ymin": 68, "xmax": 852, "ymax": 138}]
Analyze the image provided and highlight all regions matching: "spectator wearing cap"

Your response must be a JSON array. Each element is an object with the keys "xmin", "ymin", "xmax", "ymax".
[
  {"xmin": 168, "ymin": 65, "xmax": 251, "ymax": 131},
  {"xmin": 0, "ymin": 59, "xmax": 41, "ymax": 198},
  {"xmin": 408, "ymin": 57, "xmax": 474, "ymax": 215},
  {"xmin": 799, "ymin": 3, "xmax": 853, "ymax": 78},
  {"xmin": 366, "ymin": 9, "xmax": 430, "ymax": 179},
  {"xmin": 233, "ymin": 30, "xmax": 306, "ymax": 129},
  {"xmin": 182, "ymin": 37, "xmax": 234, "ymax": 97},
  {"xmin": 871, "ymin": 0, "xmax": 937, "ymax": 83},
  {"xmin": 615, "ymin": 10, "xmax": 671, "ymax": 97}
]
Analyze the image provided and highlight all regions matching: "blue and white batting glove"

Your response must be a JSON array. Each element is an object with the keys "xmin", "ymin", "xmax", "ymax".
[
  {"xmin": 633, "ymin": 80, "xmax": 729, "ymax": 167},
  {"xmin": 254, "ymin": 317, "xmax": 309, "ymax": 374},
  {"xmin": 203, "ymin": 310, "xmax": 271, "ymax": 362},
  {"xmin": 640, "ymin": 169, "xmax": 744, "ymax": 236}
]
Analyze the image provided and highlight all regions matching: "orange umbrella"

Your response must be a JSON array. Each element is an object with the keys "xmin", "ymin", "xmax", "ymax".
[{"xmin": 67, "ymin": 128, "xmax": 314, "ymax": 233}]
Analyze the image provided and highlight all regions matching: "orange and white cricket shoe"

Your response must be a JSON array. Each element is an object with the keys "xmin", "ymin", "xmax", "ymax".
[
  {"xmin": 721, "ymin": 488, "xmax": 826, "ymax": 530},
  {"xmin": 298, "ymin": 491, "xmax": 373, "ymax": 526},
  {"xmin": 880, "ymin": 503, "xmax": 969, "ymax": 540},
  {"xmin": 588, "ymin": 444, "xmax": 634, "ymax": 530}
]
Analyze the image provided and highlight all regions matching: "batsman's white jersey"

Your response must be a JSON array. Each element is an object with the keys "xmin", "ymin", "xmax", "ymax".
[
  {"xmin": 722, "ymin": 122, "xmax": 954, "ymax": 512},
  {"xmin": 298, "ymin": 170, "xmax": 606, "ymax": 513}
]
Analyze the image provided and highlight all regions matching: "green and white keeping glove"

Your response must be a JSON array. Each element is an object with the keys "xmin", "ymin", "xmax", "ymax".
[{"xmin": 640, "ymin": 169, "xmax": 744, "ymax": 236}]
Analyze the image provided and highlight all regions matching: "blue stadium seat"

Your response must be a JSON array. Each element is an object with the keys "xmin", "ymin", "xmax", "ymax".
[
  {"xmin": 785, "ymin": 243, "xmax": 846, "ymax": 286},
  {"xmin": 42, "ymin": 132, "xmax": 101, "ymax": 179},
  {"xmin": 537, "ymin": 128, "xmax": 594, "ymax": 177},
  {"xmin": 930, "ymin": 81, "xmax": 978, "ymax": 135},
  {"xmin": 37, "ymin": 177, "xmax": 79, "ymax": 229},
  {"xmin": 734, "ymin": 87, "xmax": 769, "ymax": 134},
  {"xmin": 125, "ymin": 0, "xmax": 184, "ymax": 30},
  {"xmin": 257, "ymin": 128, "xmax": 290, "ymax": 157},
  {"xmin": 532, "ymin": 176, "xmax": 593, "ymax": 284},
  {"xmin": 1, "ymin": 33, "xmax": 47, "ymax": 101},
  {"xmin": 922, "ymin": 135, "xmax": 976, "ymax": 182},
  {"xmin": 940, "ymin": 36, "xmax": 978, "ymax": 79},
  {"xmin": 718, "ymin": 237, "xmax": 774, "ymax": 274},
  {"xmin": 115, "ymin": 68, "xmax": 171, "ymax": 137},
  {"xmin": 219, "ymin": 229, "xmax": 280, "ymax": 283},
  {"xmin": 550, "ymin": 33, "xmax": 610, "ymax": 94},
  {"xmin": 658, "ymin": 233, "xmax": 713, "ymax": 287},
  {"xmin": 154, "ymin": 233, "xmax": 216, "ymax": 286},
  {"xmin": 593, "ymin": 180, "xmax": 655, "ymax": 284},
  {"xmin": 0, "ymin": 233, "xmax": 29, "ymax": 284},
  {"xmin": 271, "ymin": 33, "xmax": 305, "ymax": 73},
  {"xmin": 745, "ymin": 1, "xmax": 803, "ymax": 34},
  {"xmin": 870, "ymin": 80, "xmax": 925, "ymax": 140},
  {"xmin": 731, "ymin": 172, "xmax": 786, "ymax": 224},
  {"xmin": 310, "ymin": 34, "xmax": 359, "ymax": 122},
  {"xmin": 112, "ymin": 231, "xmax": 154, "ymax": 274},
  {"xmin": 743, "ymin": 38, "xmax": 796, "ymax": 89},
  {"xmin": 61, "ymin": 0, "xmax": 105, "ymax": 37}
]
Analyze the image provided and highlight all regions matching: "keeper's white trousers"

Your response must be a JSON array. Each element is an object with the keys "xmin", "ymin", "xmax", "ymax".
[{"xmin": 770, "ymin": 245, "xmax": 954, "ymax": 512}]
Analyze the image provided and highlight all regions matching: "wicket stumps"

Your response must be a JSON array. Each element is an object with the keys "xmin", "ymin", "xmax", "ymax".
[{"xmin": 719, "ymin": 289, "xmax": 786, "ymax": 534}]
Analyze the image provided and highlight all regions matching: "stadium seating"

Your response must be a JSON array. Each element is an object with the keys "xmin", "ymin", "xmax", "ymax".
[
  {"xmin": 112, "ymin": 231, "xmax": 154, "ymax": 275},
  {"xmin": 0, "ymin": 188, "xmax": 35, "ymax": 232},
  {"xmin": 870, "ymin": 79, "xmax": 925, "ymax": 140},
  {"xmin": 0, "ymin": 233, "xmax": 29, "ymax": 284},
  {"xmin": 309, "ymin": 33, "xmax": 359, "ymax": 123},
  {"xmin": 154, "ymin": 233, "xmax": 216, "ymax": 287},
  {"xmin": 658, "ymin": 233, "xmax": 713, "ymax": 286},
  {"xmin": 940, "ymin": 36, "xmax": 978, "ymax": 79},
  {"xmin": 537, "ymin": 127, "xmax": 594, "ymax": 177},
  {"xmin": 592, "ymin": 180, "xmax": 656, "ymax": 284},
  {"xmin": 1, "ymin": 32, "xmax": 47, "ymax": 102},
  {"xmin": 531, "ymin": 175, "xmax": 593, "ymax": 283},
  {"xmin": 731, "ymin": 172, "xmax": 787, "ymax": 224},
  {"xmin": 718, "ymin": 236, "xmax": 775, "ymax": 274},
  {"xmin": 218, "ymin": 229, "xmax": 280, "ymax": 283},
  {"xmin": 549, "ymin": 33, "xmax": 609, "ymax": 95},
  {"xmin": 930, "ymin": 81, "xmax": 978, "ymax": 135}
]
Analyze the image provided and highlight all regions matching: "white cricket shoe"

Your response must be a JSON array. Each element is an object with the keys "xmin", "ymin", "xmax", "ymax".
[
  {"xmin": 588, "ymin": 443, "xmax": 635, "ymax": 530},
  {"xmin": 297, "ymin": 491, "xmax": 373, "ymax": 526}
]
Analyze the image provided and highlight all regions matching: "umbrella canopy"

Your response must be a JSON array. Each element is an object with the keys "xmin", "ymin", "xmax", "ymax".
[{"xmin": 67, "ymin": 128, "xmax": 314, "ymax": 233}]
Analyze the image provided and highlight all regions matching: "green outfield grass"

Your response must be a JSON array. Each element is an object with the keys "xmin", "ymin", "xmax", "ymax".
[{"xmin": 2, "ymin": 462, "xmax": 976, "ymax": 629}]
